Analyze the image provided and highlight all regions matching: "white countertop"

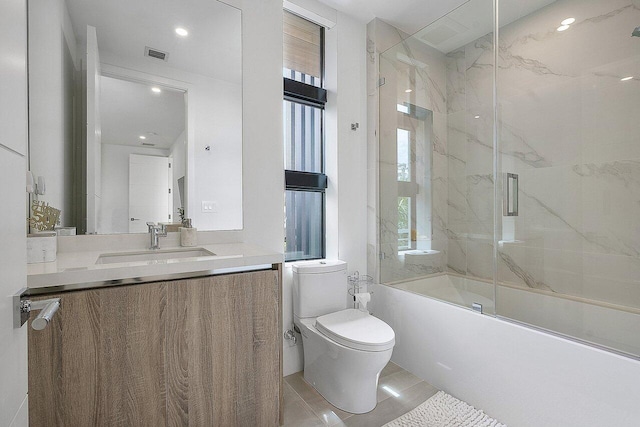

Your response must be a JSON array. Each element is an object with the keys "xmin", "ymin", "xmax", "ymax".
[{"xmin": 28, "ymin": 239, "xmax": 284, "ymax": 290}]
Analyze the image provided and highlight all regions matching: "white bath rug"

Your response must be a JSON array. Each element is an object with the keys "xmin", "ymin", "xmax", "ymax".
[{"xmin": 383, "ymin": 391, "xmax": 506, "ymax": 427}]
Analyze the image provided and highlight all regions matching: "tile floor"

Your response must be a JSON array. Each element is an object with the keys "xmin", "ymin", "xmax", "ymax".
[{"xmin": 282, "ymin": 362, "xmax": 438, "ymax": 426}]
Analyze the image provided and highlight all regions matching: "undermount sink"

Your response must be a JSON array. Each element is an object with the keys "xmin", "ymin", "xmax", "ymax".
[{"xmin": 96, "ymin": 248, "xmax": 216, "ymax": 265}]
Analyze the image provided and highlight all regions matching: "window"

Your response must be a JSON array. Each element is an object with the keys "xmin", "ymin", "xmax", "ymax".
[
  {"xmin": 283, "ymin": 11, "xmax": 327, "ymax": 261},
  {"xmin": 396, "ymin": 104, "xmax": 431, "ymax": 251}
]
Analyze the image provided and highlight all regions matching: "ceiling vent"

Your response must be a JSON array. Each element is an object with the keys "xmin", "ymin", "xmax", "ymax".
[
  {"xmin": 417, "ymin": 17, "xmax": 469, "ymax": 48},
  {"xmin": 144, "ymin": 46, "xmax": 169, "ymax": 62},
  {"xmin": 141, "ymin": 142, "xmax": 156, "ymax": 147}
]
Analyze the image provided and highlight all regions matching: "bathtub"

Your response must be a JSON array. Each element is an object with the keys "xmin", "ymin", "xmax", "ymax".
[
  {"xmin": 386, "ymin": 273, "xmax": 495, "ymax": 314},
  {"xmin": 380, "ymin": 273, "xmax": 640, "ymax": 356},
  {"xmin": 370, "ymin": 274, "xmax": 640, "ymax": 426}
]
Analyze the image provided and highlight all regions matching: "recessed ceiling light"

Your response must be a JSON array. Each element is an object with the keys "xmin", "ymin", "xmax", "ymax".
[
  {"xmin": 139, "ymin": 135, "xmax": 146, "ymax": 140},
  {"xmin": 474, "ymin": 115, "xmax": 480, "ymax": 119},
  {"xmin": 405, "ymin": 89, "xmax": 412, "ymax": 93},
  {"xmin": 557, "ymin": 25, "xmax": 570, "ymax": 32},
  {"xmin": 561, "ymin": 18, "xmax": 576, "ymax": 26},
  {"xmin": 621, "ymin": 76, "xmax": 634, "ymax": 81},
  {"xmin": 175, "ymin": 27, "xmax": 188, "ymax": 37},
  {"xmin": 151, "ymin": 87, "xmax": 162, "ymax": 93}
]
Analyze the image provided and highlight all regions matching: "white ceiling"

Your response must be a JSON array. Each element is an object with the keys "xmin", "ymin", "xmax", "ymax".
[
  {"xmin": 414, "ymin": 0, "xmax": 557, "ymax": 54},
  {"xmin": 100, "ymin": 76, "xmax": 185, "ymax": 150},
  {"xmin": 316, "ymin": 0, "xmax": 557, "ymax": 52},
  {"xmin": 65, "ymin": 0, "xmax": 241, "ymax": 84},
  {"xmin": 315, "ymin": 0, "xmax": 470, "ymax": 35}
]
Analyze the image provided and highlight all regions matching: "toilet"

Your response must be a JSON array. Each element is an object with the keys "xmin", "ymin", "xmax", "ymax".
[{"xmin": 293, "ymin": 260, "xmax": 395, "ymax": 414}]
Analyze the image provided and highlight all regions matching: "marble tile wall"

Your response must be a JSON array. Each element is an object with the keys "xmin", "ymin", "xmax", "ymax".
[{"xmin": 495, "ymin": 0, "xmax": 640, "ymax": 311}]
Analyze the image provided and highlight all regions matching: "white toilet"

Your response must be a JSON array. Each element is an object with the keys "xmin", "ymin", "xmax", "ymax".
[{"xmin": 293, "ymin": 260, "xmax": 395, "ymax": 414}]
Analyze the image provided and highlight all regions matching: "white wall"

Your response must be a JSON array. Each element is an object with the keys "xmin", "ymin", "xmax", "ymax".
[
  {"xmin": 190, "ymin": 75, "xmax": 242, "ymax": 231},
  {"xmin": 100, "ymin": 144, "xmax": 170, "ymax": 234},
  {"xmin": 230, "ymin": 0, "xmax": 283, "ymax": 253},
  {"xmin": 371, "ymin": 283, "xmax": 640, "ymax": 427},
  {"xmin": 28, "ymin": 0, "xmax": 79, "ymax": 227},
  {"xmin": 0, "ymin": 0, "xmax": 28, "ymax": 425},
  {"xmin": 283, "ymin": 5, "xmax": 368, "ymax": 376}
]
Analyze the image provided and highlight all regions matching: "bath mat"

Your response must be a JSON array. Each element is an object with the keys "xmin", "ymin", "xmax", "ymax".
[{"xmin": 383, "ymin": 391, "xmax": 506, "ymax": 427}]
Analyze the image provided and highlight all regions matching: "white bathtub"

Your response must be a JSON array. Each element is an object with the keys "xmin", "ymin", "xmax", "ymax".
[
  {"xmin": 388, "ymin": 273, "xmax": 495, "ymax": 314},
  {"xmin": 370, "ymin": 276, "xmax": 640, "ymax": 427},
  {"xmin": 382, "ymin": 273, "xmax": 640, "ymax": 357}
]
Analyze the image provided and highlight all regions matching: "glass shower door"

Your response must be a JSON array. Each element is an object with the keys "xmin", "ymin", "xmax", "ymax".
[
  {"xmin": 495, "ymin": 0, "xmax": 640, "ymax": 358},
  {"xmin": 378, "ymin": 0, "xmax": 497, "ymax": 314}
]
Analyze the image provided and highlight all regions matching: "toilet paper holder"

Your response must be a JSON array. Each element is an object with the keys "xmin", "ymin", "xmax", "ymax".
[
  {"xmin": 347, "ymin": 272, "xmax": 374, "ymax": 310},
  {"xmin": 13, "ymin": 288, "xmax": 61, "ymax": 330}
]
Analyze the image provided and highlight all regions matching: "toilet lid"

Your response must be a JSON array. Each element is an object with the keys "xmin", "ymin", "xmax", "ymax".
[{"xmin": 315, "ymin": 309, "xmax": 395, "ymax": 352}]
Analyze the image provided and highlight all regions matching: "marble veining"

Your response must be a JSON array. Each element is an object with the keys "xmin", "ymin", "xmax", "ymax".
[
  {"xmin": 498, "ymin": 123, "xmax": 552, "ymax": 168},
  {"xmin": 498, "ymin": 250, "xmax": 554, "ymax": 292},
  {"xmin": 572, "ymin": 161, "xmax": 640, "ymax": 188}
]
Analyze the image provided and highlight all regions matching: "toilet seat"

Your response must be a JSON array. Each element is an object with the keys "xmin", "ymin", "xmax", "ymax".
[{"xmin": 315, "ymin": 309, "xmax": 395, "ymax": 352}]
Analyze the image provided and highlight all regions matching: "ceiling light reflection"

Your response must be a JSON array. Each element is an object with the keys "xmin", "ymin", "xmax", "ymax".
[{"xmin": 382, "ymin": 385, "xmax": 400, "ymax": 398}]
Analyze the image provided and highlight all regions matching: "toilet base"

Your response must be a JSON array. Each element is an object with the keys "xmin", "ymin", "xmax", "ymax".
[{"xmin": 297, "ymin": 318, "xmax": 393, "ymax": 414}]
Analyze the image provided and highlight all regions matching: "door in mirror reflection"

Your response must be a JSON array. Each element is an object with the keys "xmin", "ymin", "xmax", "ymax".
[{"xmin": 128, "ymin": 155, "xmax": 172, "ymax": 233}]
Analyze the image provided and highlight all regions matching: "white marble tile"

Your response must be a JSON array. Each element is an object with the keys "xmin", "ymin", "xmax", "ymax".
[{"xmin": 445, "ymin": 49, "xmax": 466, "ymax": 114}]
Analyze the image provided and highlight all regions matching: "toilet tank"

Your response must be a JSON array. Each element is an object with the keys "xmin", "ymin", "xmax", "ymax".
[{"xmin": 293, "ymin": 260, "xmax": 348, "ymax": 319}]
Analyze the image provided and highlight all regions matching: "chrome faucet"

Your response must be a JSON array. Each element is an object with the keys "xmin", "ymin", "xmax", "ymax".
[{"xmin": 147, "ymin": 222, "xmax": 167, "ymax": 250}]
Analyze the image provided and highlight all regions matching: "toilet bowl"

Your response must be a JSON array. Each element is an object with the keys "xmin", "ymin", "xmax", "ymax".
[
  {"xmin": 295, "ymin": 309, "xmax": 394, "ymax": 413},
  {"xmin": 292, "ymin": 260, "xmax": 396, "ymax": 414}
]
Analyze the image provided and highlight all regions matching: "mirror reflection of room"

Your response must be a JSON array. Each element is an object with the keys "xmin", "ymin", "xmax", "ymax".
[
  {"xmin": 100, "ymin": 78, "xmax": 186, "ymax": 234},
  {"xmin": 27, "ymin": 0, "xmax": 242, "ymax": 235}
]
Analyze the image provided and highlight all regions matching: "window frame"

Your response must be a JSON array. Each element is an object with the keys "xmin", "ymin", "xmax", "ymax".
[{"xmin": 283, "ymin": 18, "xmax": 327, "ymax": 262}]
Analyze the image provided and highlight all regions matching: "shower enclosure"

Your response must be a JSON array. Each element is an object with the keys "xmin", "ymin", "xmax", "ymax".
[{"xmin": 372, "ymin": 0, "xmax": 640, "ymax": 358}]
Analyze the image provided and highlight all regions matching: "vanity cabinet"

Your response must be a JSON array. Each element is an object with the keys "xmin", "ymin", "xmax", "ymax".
[{"xmin": 28, "ymin": 267, "xmax": 282, "ymax": 426}]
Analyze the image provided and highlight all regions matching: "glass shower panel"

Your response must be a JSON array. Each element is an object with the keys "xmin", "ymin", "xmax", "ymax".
[
  {"xmin": 496, "ymin": 0, "xmax": 640, "ymax": 357},
  {"xmin": 378, "ymin": 0, "xmax": 496, "ymax": 314},
  {"xmin": 379, "ymin": 39, "xmax": 436, "ymax": 283}
]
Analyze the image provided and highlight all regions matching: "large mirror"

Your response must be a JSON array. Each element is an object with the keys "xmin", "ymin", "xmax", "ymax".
[{"xmin": 27, "ymin": 0, "xmax": 242, "ymax": 234}]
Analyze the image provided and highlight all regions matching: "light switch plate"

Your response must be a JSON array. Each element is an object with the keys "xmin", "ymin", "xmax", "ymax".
[{"xmin": 201, "ymin": 201, "xmax": 217, "ymax": 213}]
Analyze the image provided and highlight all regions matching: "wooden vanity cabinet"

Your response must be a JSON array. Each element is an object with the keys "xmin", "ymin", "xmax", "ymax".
[{"xmin": 28, "ymin": 267, "xmax": 282, "ymax": 427}]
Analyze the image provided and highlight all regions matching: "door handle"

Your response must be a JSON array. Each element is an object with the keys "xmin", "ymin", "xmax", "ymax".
[{"xmin": 503, "ymin": 173, "xmax": 519, "ymax": 216}]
